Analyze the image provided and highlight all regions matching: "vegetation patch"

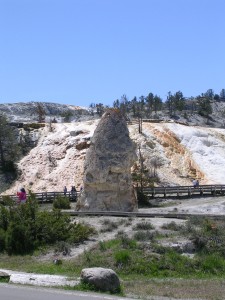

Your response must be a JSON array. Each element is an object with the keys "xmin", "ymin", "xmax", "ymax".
[
  {"xmin": 100, "ymin": 219, "xmax": 119, "ymax": 232},
  {"xmin": 133, "ymin": 221, "xmax": 154, "ymax": 230},
  {"xmin": 1, "ymin": 215, "xmax": 225, "ymax": 299},
  {"xmin": 0, "ymin": 192, "xmax": 96, "ymax": 255},
  {"xmin": 53, "ymin": 196, "xmax": 71, "ymax": 209}
]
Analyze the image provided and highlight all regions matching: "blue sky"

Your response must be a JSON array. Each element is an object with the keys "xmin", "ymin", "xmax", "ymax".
[{"xmin": 0, "ymin": 0, "xmax": 224, "ymax": 107}]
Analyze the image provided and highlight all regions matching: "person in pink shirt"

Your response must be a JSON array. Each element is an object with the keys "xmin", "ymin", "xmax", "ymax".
[{"xmin": 17, "ymin": 188, "xmax": 27, "ymax": 204}]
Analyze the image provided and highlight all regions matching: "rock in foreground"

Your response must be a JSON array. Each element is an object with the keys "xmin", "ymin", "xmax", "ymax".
[{"xmin": 80, "ymin": 267, "xmax": 120, "ymax": 293}]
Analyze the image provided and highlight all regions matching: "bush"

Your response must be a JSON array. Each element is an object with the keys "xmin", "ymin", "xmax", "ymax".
[
  {"xmin": 137, "ymin": 190, "xmax": 149, "ymax": 207},
  {"xmin": 54, "ymin": 241, "xmax": 71, "ymax": 256},
  {"xmin": 6, "ymin": 223, "xmax": 35, "ymax": 255},
  {"xmin": 0, "ymin": 229, "xmax": 6, "ymax": 252},
  {"xmin": 0, "ymin": 205, "xmax": 10, "ymax": 231},
  {"xmin": 0, "ymin": 192, "xmax": 95, "ymax": 254},
  {"xmin": 133, "ymin": 221, "xmax": 154, "ymax": 231},
  {"xmin": 116, "ymin": 231, "xmax": 137, "ymax": 249},
  {"xmin": 161, "ymin": 221, "xmax": 181, "ymax": 231},
  {"xmin": 133, "ymin": 230, "xmax": 155, "ymax": 241},
  {"xmin": 23, "ymin": 123, "xmax": 45, "ymax": 130},
  {"xmin": 114, "ymin": 250, "xmax": 131, "ymax": 266},
  {"xmin": 198, "ymin": 253, "xmax": 225, "ymax": 274},
  {"xmin": 1, "ymin": 160, "xmax": 17, "ymax": 173},
  {"xmin": 1, "ymin": 196, "xmax": 14, "ymax": 207},
  {"xmin": 100, "ymin": 220, "xmax": 118, "ymax": 232},
  {"xmin": 36, "ymin": 210, "xmax": 71, "ymax": 244},
  {"xmin": 69, "ymin": 222, "xmax": 96, "ymax": 244},
  {"xmin": 53, "ymin": 196, "xmax": 71, "ymax": 209}
]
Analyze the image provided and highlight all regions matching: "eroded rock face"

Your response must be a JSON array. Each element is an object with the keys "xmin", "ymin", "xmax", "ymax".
[{"xmin": 77, "ymin": 109, "xmax": 137, "ymax": 211}]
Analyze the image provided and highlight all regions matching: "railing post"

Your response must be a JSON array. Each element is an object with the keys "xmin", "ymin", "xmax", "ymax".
[
  {"xmin": 200, "ymin": 188, "xmax": 203, "ymax": 196},
  {"xmin": 188, "ymin": 187, "xmax": 191, "ymax": 197}
]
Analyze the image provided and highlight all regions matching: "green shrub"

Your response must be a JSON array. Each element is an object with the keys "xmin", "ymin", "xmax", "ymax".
[
  {"xmin": 100, "ymin": 219, "xmax": 118, "ymax": 232},
  {"xmin": 199, "ymin": 253, "xmax": 225, "ymax": 274},
  {"xmin": 53, "ymin": 196, "xmax": 71, "ymax": 209},
  {"xmin": 133, "ymin": 230, "xmax": 155, "ymax": 241},
  {"xmin": 0, "ymin": 205, "xmax": 10, "ymax": 231},
  {"xmin": 161, "ymin": 221, "xmax": 181, "ymax": 231},
  {"xmin": 133, "ymin": 221, "xmax": 154, "ymax": 230},
  {"xmin": 6, "ymin": 222, "xmax": 35, "ymax": 255},
  {"xmin": 137, "ymin": 190, "xmax": 149, "ymax": 207},
  {"xmin": 36, "ymin": 210, "xmax": 71, "ymax": 244},
  {"xmin": 98, "ymin": 239, "xmax": 120, "ymax": 251},
  {"xmin": 0, "ymin": 191, "xmax": 96, "ymax": 255},
  {"xmin": 0, "ymin": 228, "xmax": 6, "ymax": 252},
  {"xmin": 69, "ymin": 222, "xmax": 96, "ymax": 244},
  {"xmin": 1, "ymin": 196, "xmax": 14, "ymax": 207},
  {"xmin": 116, "ymin": 232, "xmax": 137, "ymax": 249},
  {"xmin": 23, "ymin": 123, "xmax": 45, "ymax": 130},
  {"xmin": 54, "ymin": 241, "xmax": 71, "ymax": 256},
  {"xmin": 1, "ymin": 160, "xmax": 17, "ymax": 173},
  {"xmin": 114, "ymin": 249, "xmax": 131, "ymax": 266}
]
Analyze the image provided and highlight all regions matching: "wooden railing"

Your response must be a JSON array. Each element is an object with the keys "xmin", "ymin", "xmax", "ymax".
[
  {"xmin": 141, "ymin": 185, "xmax": 225, "ymax": 198},
  {"xmin": 0, "ymin": 191, "xmax": 80, "ymax": 203},
  {"xmin": 1, "ymin": 185, "xmax": 225, "ymax": 204}
]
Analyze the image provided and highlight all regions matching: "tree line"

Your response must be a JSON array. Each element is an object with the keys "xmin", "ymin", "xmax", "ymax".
[{"xmin": 91, "ymin": 88, "xmax": 225, "ymax": 118}]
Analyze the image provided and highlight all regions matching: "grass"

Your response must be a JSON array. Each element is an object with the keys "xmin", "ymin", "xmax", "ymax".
[
  {"xmin": 123, "ymin": 278, "xmax": 225, "ymax": 300},
  {"xmin": 1, "ymin": 217, "xmax": 225, "ymax": 299}
]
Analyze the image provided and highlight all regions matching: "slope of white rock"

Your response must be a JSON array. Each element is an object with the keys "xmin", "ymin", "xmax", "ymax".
[{"xmin": 3, "ymin": 120, "xmax": 225, "ymax": 195}]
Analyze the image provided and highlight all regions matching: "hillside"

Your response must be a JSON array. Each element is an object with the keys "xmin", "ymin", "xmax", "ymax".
[
  {"xmin": 1, "ymin": 100, "xmax": 225, "ymax": 127},
  {"xmin": 2, "ymin": 119, "xmax": 225, "ymax": 195},
  {"xmin": 0, "ymin": 101, "xmax": 94, "ymax": 123},
  {"xmin": 1, "ymin": 100, "xmax": 225, "ymax": 194}
]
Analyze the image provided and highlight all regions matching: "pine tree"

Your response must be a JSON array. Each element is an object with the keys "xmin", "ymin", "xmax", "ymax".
[
  {"xmin": 197, "ymin": 96, "xmax": 212, "ymax": 117},
  {"xmin": 36, "ymin": 102, "xmax": 46, "ymax": 123},
  {"xmin": 0, "ymin": 113, "xmax": 19, "ymax": 173}
]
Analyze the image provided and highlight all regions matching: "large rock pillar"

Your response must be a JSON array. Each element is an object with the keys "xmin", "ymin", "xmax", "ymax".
[{"xmin": 77, "ymin": 109, "xmax": 137, "ymax": 211}]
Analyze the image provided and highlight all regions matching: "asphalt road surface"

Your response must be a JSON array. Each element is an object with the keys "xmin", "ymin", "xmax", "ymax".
[{"xmin": 0, "ymin": 284, "xmax": 133, "ymax": 300}]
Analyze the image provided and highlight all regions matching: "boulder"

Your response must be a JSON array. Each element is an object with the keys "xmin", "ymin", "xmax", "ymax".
[
  {"xmin": 77, "ymin": 109, "xmax": 137, "ymax": 211},
  {"xmin": 80, "ymin": 267, "xmax": 120, "ymax": 293}
]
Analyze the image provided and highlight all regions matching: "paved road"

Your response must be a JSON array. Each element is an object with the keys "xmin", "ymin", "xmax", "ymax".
[{"xmin": 0, "ymin": 284, "xmax": 133, "ymax": 300}]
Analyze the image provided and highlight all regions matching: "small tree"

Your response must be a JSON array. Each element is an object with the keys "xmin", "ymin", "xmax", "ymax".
[
  {"xmin": 204, "ymin": 89, "xmax": 214, "ymax": 100},
  {"xmin": 220, "ymin": 89, "xmax": 225, "ymax": 100},
  {"xmin": 153, "ymin": 95, "xmax": 163, "ymax": 113},
  {"xmin": 0, "ymin": 113, "xmax": 19, "ymax": 174},
  {"xmin": 96, "ymin": 103, "xmax": 104, "ymax": 116},
  {"xmin": 197, "ymin": 96, "xmax": 212, "ymax": 117},
  {"xmin": 36, "ymin": 102, "xmax": 46, "ymax": 123},
  {"xmin": 173, "ymin": 91, "xmax": 185, "ymax": 112},
  {"xmin": 146, "ymin": 93, "xmax": 154, "ymax": 116},
  {"xmin": 61, "ymin": 110, "xmax": 73, "ymax": 122}
]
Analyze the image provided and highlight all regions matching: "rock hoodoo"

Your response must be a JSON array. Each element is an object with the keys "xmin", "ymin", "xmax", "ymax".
[{"xmin": 77, "ymin": 109, "xmax": 137, "ymax": 211}]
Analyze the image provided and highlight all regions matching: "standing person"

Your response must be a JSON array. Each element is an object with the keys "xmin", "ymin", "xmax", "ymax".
[
  {"xmin": 63, "ymin": 186, "xmax": 67, "ymax": 196},
  {"xmin": 192, "ymin": 179, "xmax": 197, "ymax": 188},
  {"xmin": 17, "ymin": 188, "xmax": 27, "ymax": 204},
  {"xmin": 71, "ymin": 186, "xmax": 77, "ymax": 201},
  {"xmin": 196, "ymin": 180, "xmax": 199, "ymax": 187}
]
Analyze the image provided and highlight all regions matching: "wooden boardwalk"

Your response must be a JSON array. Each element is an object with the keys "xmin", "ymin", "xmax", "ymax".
[
  {"xmin": 0, "ymin": 191, "xmax": 80, "ymax": 204},
  {"xmin": 142, "ymin": 185, "xmax": 225, "ymax": 198},
  {"xmin": 1, "ymin": 185, "xmax": 225, "ymax": 204}
]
